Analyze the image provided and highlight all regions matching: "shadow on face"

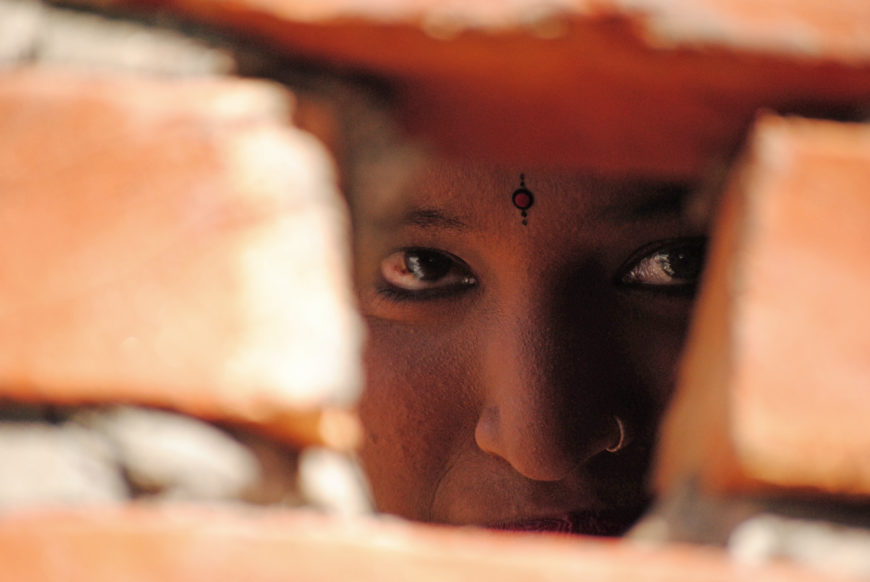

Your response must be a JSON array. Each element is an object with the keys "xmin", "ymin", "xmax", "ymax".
[{"xmin": 352, "ymin": 156, "xmax": 710, "ymax": 535}]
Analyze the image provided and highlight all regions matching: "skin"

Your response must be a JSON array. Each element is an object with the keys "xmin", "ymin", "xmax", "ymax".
[{"xmin": 352, "ymin": 157, "xmax": 705, "ymax": 533}]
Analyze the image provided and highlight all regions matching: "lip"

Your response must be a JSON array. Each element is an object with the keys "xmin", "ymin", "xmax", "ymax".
[{"xmin": 487, "ymin": 508, "xmax": 645, "ymax": 537}]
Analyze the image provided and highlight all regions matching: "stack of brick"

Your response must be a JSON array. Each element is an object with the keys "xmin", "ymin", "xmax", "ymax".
[
  {"xmin": 646, "ymin": 114, "xmax": 870, "ymax": 577},
  {"xmin": 0, "ymin": 1, "xmax": 368, "ymax": 513},
  {"xmin": 0, "ymin": 0, "xmax": 869, "ymax": 580}
]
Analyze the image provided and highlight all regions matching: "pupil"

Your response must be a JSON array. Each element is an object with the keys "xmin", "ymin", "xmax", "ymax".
[
  {"xmin": 405, "ymin": 250, "xmax": 453, "ymax": 281},
  {"xmin": 660, "ymin": 242, "xmax": 705, "ymax": 280}
]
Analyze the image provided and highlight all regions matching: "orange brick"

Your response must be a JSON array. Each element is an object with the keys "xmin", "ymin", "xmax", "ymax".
[
  {"xmin": 67, "ymin": 0, "xmax": 870, "ymax": 179},
  {"xmin": 656, "ymin": 114, "xmax": 870, "ymax": 497},
  {"xmin": 0, "ymin": 68, "xmax": 362, "ymax": 449},
  {"xmin": 0, "ymin": 506, "xmax": 856, "ymax": 582}
]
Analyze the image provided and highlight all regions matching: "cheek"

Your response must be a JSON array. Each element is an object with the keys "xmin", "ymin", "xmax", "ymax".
[
  {"xmin": 358, "ymin": 320, "xmax": 477, "ymax": 520},
  {"xmin": 617, "ymin": 300, "xmax": 694, "ymax": 411}
]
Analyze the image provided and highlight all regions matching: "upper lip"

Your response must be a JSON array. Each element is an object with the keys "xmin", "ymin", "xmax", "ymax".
[{"xmin": 487, "ymin": 507, "xmax": 646, "ymax": 537}]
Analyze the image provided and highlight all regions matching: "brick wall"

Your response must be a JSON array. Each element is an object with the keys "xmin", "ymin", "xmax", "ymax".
[{"xmin": 0, "ymin": 0, "xmax": 869, "ymax": 579}]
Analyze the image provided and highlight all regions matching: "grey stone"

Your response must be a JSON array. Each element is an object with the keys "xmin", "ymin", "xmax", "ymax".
[
  {"xmin": 0, "ymin": 422, "xmax": 128, "ymax": 508},
  {"xmin": 298, "ymin": 447, "xmax": 372, "ymax": 515},
  {"xmin": 0, "ymin": 0, "xmax": 236, "ymax": 74},
  {"xmin": 74, "ymin": 407, "xmax": 262, "ymax": 501},
  {"xmin": 0, "ymin": 0, "xmax": 42, "ymax": 64},
  {"xmin": 730, "ymin": 514, "xmax": 870, "ymax": 578}
]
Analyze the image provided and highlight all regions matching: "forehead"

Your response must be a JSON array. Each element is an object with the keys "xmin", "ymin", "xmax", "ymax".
[{"xmin": 356, "ymin": 156, "xmax": 689, "ymax": 238}]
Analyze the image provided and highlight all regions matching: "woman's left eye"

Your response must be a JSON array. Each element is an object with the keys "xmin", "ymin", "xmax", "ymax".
[
  {"xmin": 618, "ymin": 237, "xmax": 707, "ymax": 290},
  {"xmin": 378, "ymin": 247, "xmax": 477, "ymax": 300}
]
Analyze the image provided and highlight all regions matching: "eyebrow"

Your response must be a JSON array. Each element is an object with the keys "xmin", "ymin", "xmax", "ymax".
[
  {"xmin": 601, "ymin": 182, "xmax": 691, "ymax": 222},
  {"xmin": 400, "ymin": 208, "xmax": 470, "ymax": 231}
]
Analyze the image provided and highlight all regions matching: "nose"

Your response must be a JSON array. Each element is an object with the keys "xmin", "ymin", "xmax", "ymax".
[{"xmin": 473, "ymin": 300, "xmax": 620, "ymax": 482}]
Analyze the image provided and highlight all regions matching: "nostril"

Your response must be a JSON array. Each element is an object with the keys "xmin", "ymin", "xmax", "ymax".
[
  {"xmin": 475, "ymin": 404, "xmax": 626, "ymax": 481},
  {"xmin": 473, "ymin": 406, "xmax": 499, "ymax": 456},
  {"xmin": 474, "ymin": 406, "xmax": 576, "ymax": 482}
]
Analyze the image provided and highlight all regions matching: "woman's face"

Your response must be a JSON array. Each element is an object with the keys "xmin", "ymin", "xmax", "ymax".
[{"xmin": 353, "ymin": 158, "xmax": 705, "ymax": 534}]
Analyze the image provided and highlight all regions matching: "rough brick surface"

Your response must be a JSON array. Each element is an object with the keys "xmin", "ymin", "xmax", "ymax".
[
  {"xmin": 63, "ymin": 0, "xmax": 870, "ymax": 178},
  {"xmin": 0, "ymin": 506, "xmax": 858, "ymax": 582},
  {"xmin": 0, "ymin": 68, "xmax": 362, "ymax": 449},
  {"xmin": 656, "ymin": 114, "xmax": 870, "ymax": 497}
]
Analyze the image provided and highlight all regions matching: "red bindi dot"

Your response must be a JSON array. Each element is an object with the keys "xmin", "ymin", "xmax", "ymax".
[
  {"xmin": 511, "ymin": 174, "xmax": 535, "ymax": 225},
  {"xmin": 512, "ymin": 191, "xmax": 532, "ymax": 209}
]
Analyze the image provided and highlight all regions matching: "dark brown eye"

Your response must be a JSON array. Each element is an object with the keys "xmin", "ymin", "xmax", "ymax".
[
  {"xmin": 380, "ymin": 248, "xmax": 476, "ymax": 295},
  {"xmin": 404, "ymin": 250, "xmax": 453, "ymax": 282},
  {"xmin": 620, "ymin": 238, "xmax": 707, "ymax": 288}
]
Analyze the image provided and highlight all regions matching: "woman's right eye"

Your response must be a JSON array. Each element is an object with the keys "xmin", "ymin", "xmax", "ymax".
[{"xmin": 378, "ymin": 248, "xmax": 477, "ymax": 300}]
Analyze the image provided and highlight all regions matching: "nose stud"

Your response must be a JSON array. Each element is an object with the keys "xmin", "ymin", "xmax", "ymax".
[{"xmin": 605, "ymin": 416, "xmax": 629, "ymax": 453}]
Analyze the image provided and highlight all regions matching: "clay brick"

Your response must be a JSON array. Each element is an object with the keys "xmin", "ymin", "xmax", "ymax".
[
  {"xmin": 0, "ymin": 68, "xmax": 362, "ymax": 449},
  {"xmin": 0, "ymin": 506, "xmax": 856, "ymax": 582},
  {"xmin": 656, "ymin": 114, "xmax": 870, "ymax": 497},
  {"xmin": 65, "ymin": 0, "xmax": 870, "ymax": 178}
]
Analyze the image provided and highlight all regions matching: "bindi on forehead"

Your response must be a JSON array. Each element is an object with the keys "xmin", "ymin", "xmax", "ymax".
[
  {"xmin": 511, "ymin": 174, "xmax": 534, "ymax": 226},
  {"xmin": 366, "ymin": 162, "xmax": 693, "ymax": 237}
]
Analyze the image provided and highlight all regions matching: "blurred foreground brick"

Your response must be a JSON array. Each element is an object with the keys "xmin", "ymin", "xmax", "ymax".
[
  {"xmin": 656, "ymin": 114, "xmax": 870, "ymax": 498},
  {"xmin": 0, "ymin": 68, "xmax": 362, "ymax": 449},
  {"xmin": 0, "ymin": 506, "xmax": 857, "ymax": 582},
  {"xmin": 64, "ymin": 0, "xmax": 870, "ymax": 178}
]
